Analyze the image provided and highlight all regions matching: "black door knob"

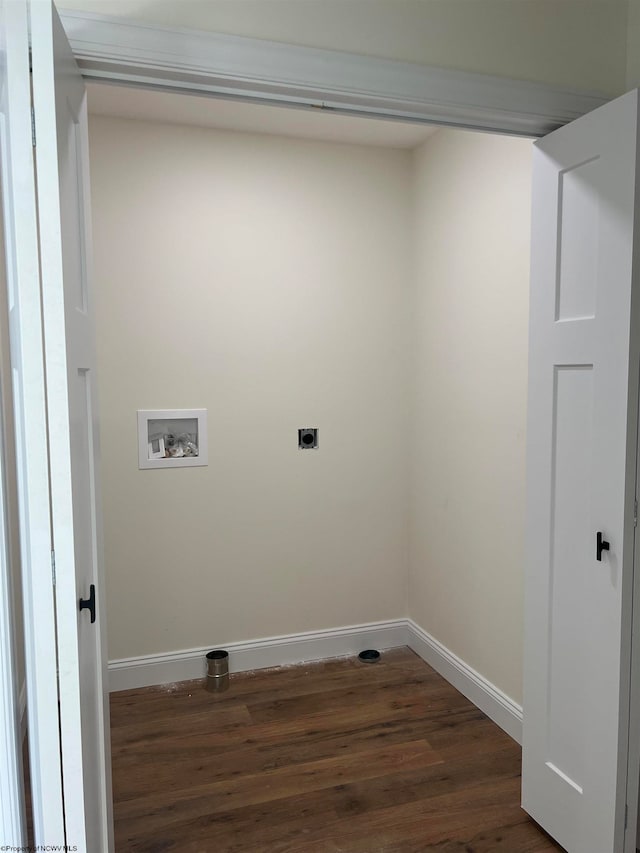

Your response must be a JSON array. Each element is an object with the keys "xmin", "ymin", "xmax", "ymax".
[
  {"xmin": 79, "ymin": 584, "xmax": 96, "ymax": 623},
  {"xmin": 596, "ymin": 532, "xmax": 610, "ymax": 562}
]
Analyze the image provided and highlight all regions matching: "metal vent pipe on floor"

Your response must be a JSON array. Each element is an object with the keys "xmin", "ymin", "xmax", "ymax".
[{"xmin": 205, "ymin": 649, "xmax": 229, "ymax": 692}]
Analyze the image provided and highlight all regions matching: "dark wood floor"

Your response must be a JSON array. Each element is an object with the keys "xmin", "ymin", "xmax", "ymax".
[{"xmin": 110, "ymin": 647, "xmax": 564, "ymax": 852}]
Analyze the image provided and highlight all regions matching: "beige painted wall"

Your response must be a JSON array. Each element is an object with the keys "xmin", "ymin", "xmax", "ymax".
[
  {"xmin": 409, "ymin": 129, "xmax": 532, "ymax": 704},
  {"xmin": 88, "ymin": 115, "xmax": 412, "ymax": 660},
  {"xmin": 60, "ymin": 0, "xmax": 628, "ymax": 97}
]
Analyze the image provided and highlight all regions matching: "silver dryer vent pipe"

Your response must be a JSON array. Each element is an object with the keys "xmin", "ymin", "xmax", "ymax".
[{"xmin": 205, "ymin": 649, "xmax": 229, "ymax": 692}]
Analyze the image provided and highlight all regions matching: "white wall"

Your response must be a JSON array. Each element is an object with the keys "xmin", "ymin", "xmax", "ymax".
[
  {"xmin": 59, "ymin": 0, "xmax": 629, "ymax": 97},
  {"xmin": 88, "ymin": 116, "xmax": 412, "ymax": 661},
  {"xmin": 90, "ymin": 112, "xmax": 533, "ymax": 706},
  {"xmin": 409, "ymin": 129, "xmax": 533, "ymax": 704}
]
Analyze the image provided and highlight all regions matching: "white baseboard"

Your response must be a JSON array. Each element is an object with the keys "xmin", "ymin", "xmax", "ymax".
[
  {"xmin": 108, "ymin": 617, "xmax": 523, "ymax": 746},
  {"xmin": 18, "ymin": 681, "xmax": 26, "ymax": 742},
  {"xmin": 108, "ymin": 619, "xmax": 408, "ymax": 692},
  {"xmin": 406, "ymin": 619, "xmax": 523, "ymax": 744}
]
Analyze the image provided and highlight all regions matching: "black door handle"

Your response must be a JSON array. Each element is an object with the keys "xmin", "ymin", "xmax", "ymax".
[
  {"xmin": 79, "ymin": 584, "xmax": 96, "ymax": 623},
  {"xmin": 597, "ymin": 532, "xmax": 610, "ymax": 562}
]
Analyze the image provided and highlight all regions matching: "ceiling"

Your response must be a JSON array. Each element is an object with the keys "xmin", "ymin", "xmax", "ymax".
[{"xmin": 86, "ymin": 83, "xmax": 440, "ymax": 149}]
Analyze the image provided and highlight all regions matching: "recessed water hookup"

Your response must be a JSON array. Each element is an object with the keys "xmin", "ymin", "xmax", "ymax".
[{"xmin": 298, "ymin": 428, "xmax": 318, "ymax": 450}]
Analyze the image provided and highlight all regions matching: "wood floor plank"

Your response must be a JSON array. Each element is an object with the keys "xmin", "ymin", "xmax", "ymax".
[
  {"xmin": 116, "ymin": 745, "xmax": 522, "ymax": 852},
  {"xmin": 330, "ymin": 744, "xmax": 521, "ymax": 819},
  {"xmin": 117, "ymin": 790, "xmax": 341, "ymax": 853},
  {"xmin": 262, "ymin": 778, "xmax": 531, "ymax": 853},
  {"xmin": 115, "ymin": 738, "xmax": 442, "ymax": 836},
  {"xmin": 112, "ymin": 693, "xmax": 479, "ymax": 798},
  {"xmin": 245, "ymin": 680, "xmax": 473, "ymax": 726},
  {"xmin": 110, "ymin": 647, "xmax": 564, "ymax": 852},
  {"xmin": 114, "ymin": 704, "xmax": 440, "ymax": 775}
]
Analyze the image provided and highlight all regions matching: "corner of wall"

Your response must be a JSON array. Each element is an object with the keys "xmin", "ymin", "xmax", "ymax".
[
  {"xmin": 406, "ymin": 128, "xmax": 531, "ymax": 707},
  {"xmin": 406, "ymin": 618, "xmax": 522, "ymax": 744}
]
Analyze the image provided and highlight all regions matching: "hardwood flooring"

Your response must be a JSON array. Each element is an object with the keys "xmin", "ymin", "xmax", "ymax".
[{"xmin": 110, "ymin": 647, "xmax": 563, "ymax": 852}]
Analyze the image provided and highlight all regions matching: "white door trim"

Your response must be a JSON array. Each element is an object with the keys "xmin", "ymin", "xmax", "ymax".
[
  {"xmin": 624, "ymin": 369, "xmax": 640, "ymax": 852},
  {"xmin": 30, "ymin": 3, "xmax": 115, "ymax": 848},
  {"xmin": 58, "ymin": 9, "xmax": 608, "ymax": 138},
  {"xmin": 0, "ymin": 0, "xmax": 65, "ymax": 845},
  {"xmin": 0, "ymin": 382, "xmax": 25, "ymax": 848}
]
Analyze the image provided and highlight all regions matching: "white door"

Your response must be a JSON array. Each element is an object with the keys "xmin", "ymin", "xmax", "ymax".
[
  {"xmin": 0, "ymin": 0, "xmax": 66, "ymax": 846},
  {"xmin": 30, "ymin": 2, "xmax": 113, "ymax": 851},
  {"xmin": 523, "ymin": 89, "xmax": 640, "ymax": 853}
]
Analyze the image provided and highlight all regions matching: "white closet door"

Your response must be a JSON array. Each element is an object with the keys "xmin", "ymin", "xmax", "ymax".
[
  {"xmin": 0, "ymin": 0, "xmax": 65, "ymax": 846},
  {"xmin": 30, "ymin": 1, "xmax": 113, "ymax": 850},
  {"xmin": 523, "ymin": 89, "xmax": 640, "ymax": 853}
]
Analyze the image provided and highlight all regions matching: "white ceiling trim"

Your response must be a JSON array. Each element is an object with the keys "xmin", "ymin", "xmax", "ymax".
[{"xmin": 59, "ymin": 9, "xmax": 610, "ymax": 138}]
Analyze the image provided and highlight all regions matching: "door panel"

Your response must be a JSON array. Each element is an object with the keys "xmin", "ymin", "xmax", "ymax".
[
  {"xmin": 555, "ymin": 158, "xmax": 599, "ymax": 322},
  {"xmin": 31, "ymin": 2, "xmax": 113, "ymax": 850},
  {"xmin": 523, "ymin": 89, "xmax": 640, "ymax": 853},
  {"xmin": 546, "ymin": 364, "xmax": 593, "ymax": 791}
]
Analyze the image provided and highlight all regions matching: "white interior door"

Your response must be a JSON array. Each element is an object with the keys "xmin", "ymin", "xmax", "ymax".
[
  {"xmin": 30, "ymin": 2, "xmax": 113, "ymax": 850},
  {"xmin": 0, "ymin": 0, "xmax": 66, "ymax": 846},
  {"xmin": 523, "ymin": 89, "xmax": 640, "ymax": 853}
]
